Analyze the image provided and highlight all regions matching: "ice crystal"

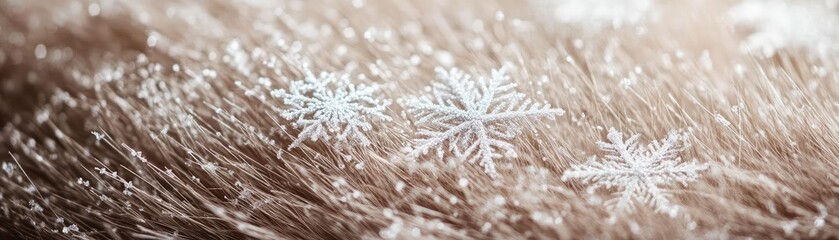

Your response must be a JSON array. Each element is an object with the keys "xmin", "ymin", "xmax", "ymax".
[
  {"xmin": 2, "ymin": 162, "xmax": 14, "ymax": 175},
  {"xmin": 562, "ymin": 128, "xmax": 708, "ymax": 214},
  {"xmin": 272, "ymin": 69, "xmax": 391, "ymax": 150},
  {"xmin": 714, "ymin": 113, "xmax": 731, "ymax": 127},
  {"xmin": 29, "ymin": 200, "xmax": 43, "ymax": 212},
  {"xmin": 62, "ymin": 224, "xmax": 79, "ymax": 234},
  {"xmin": 729, "ymin": 0, "xmax": 839, "ymax": 57},
  {"xmin": 404, "ymin": 66, "xmax": 564, "ymax": 177}
]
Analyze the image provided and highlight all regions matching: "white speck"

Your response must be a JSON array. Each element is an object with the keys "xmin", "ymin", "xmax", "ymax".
[
  {"xmin": 147, "ymin": 33, "xmax": 158, "ymax": 47},
  {"xmin": 409, "ymin": 55, "xmax": 421, "ymax": 65},
  {"xmin": 395, "ymin": 181, "xmax": 405, "ymax": 192},
  {"xmin": 668, "ymin": 207, "xmax": 679, "ymax": 218},
  {"xmin": 201, "ymin": 162, "xmax": 218, "ymax": 172},
  {"xmin": 815, "ymin": 217, "xmax": 825, "ymax": 228},
  {"xmin": 714, "ymin": 113, "xmax": 731, "ymax": 127},
  {"xmin": 28, "ymin": 200, "xmax": 43, "ymax": 212},
  {"xmin": 573, "ymin": 39, "xmax": 584, "ymax": 49},
  {"xmin": 35, "ymin": 44, "xmax": 47, "ymax": 59},
  {"xmin": 62, "ymin": 224, "xmax": 79, "ymax": 234},
  {"xmin": 123, "ymin": 181, "xmax": 134, "ymax": 196},
  {"xmin": 77, "ymin": 178, "xmax": 89, "ymax": 187},
  {"xmin": 458, "ymin": 178, "xmax": 469, "ymax": 188},
  {"xmin": 495, "ymin": 11, "xmax": 505, "ymax": 21},
  {"xmin": 700, "ymin": 50, "xmax": 713, "ymax": 70},
  {"xmin": 88, "ymin": 3, "xmax": 101, "ymax": 16},
  {"xmin": 734, "ymin": 64, "xmax": 746, "ymax": 78},
  {"xmin": 2, "ymin": 162, "xmax": 14, "ymax": 175},
  {"xmin": 352, "ymin": 0, "xmax": 365, "ymax": 8},
  {"xmin": 342, "ymin": 27, "xmax": 356, "ymax": 39},
  {"xmin": 335, "ymin": 45, "xmax": 347, "ymax": 56},
  {"xmin": 434, "ymin": 51, "xmax": 454, "ymax": 67},
  {"xmin": 783, "ymin": 221, "xmax": 798, "ymax": 236},
  {"xmin": 688, "ymin": 221, "xmax": 697, "ymax": 230},
  {"xmin": 493, "ymin": 195, "xmax": 506, "ymax": 205},
  {"xmin": 480, "ymin": 222, "xmax": 492, "ymax": 233},
  {"xmin": 35, "ymin": 109, "xmax": 50, "ymax": 124},
  {"xmin": 619, "ymin": 77, "xmax": 635, "ymax": 89}
]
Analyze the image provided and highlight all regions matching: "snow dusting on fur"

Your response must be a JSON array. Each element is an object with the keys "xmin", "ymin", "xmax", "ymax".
[
  {"xmin": 552, "ymin": 0, "xmax": 655, "ymax": 29},
  {"xmin": 728, "ymin": 0, "xmax": 839, "ymax": 57}
]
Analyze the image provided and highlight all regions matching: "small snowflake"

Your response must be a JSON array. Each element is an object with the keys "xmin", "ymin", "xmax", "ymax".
[
  {"xmin": 403, "ymin": 66, "xmax": 564, "ymax": 177},
  {"xmin": 272, "ymin": 69, "xmax": 391, "ymax": 150},
  {"xmin": 562, "ymin": 128, "xmax": 708, "ymax": 214}
]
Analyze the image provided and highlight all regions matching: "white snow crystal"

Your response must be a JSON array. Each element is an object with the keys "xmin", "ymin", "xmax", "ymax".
[
  {"xmin": 729, "ymin": 0, "xmax": 839, "ymax": 57},
  {"xmin": 404, "ymin": 66, "xmax": 564, "ymax": 177},
  {"xmin": 272, "ymin": 69, "xmax": 391, "ymax": 150},
  {"xmin": 62, "ymin": 224, "xmax": 79, "ymax": 234},
  {"xmin": 562, "ymin": 128, "xmax": 708, "ymax": 214},
  {"xmin": 2, "ymin": 162, "xmax": 14, "ymax": 175},
  {"xmin": 714, "ymin": 113, "xmax": 731, "ymax": 127},
  {"xmin": 552, "ymin": 0, "xmax": 655, "ymax": 29}
]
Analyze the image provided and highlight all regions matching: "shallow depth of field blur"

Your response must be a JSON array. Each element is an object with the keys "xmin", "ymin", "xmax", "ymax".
[{"xmin": 1, "ymin": 0, "xmax": 838, "ymax": 239}]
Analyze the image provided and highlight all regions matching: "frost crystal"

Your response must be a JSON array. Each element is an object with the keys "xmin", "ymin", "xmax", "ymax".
[
  {"xmin": 562, "ymin": 128, "xmax": 708, "ymax": 214},
  {"xmin": 404, "ymin": 66, "xmax": 564, "ymax": 177},
  {"xmin": 272, "ymin": 69, "xmax": 391, "ymax": 150},
  {"xmin": 62, "ymin": 224, "xmax": 79, "ymax": 234},
  {"xmin": 729, "ymin": 0, "xmax": 839, "ymax": 57}
]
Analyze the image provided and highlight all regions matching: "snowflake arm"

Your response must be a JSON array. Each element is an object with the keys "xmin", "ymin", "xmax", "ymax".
[
  {"xmin": 404, "ymin": 66, "xmax": 564, "ymax": 177},
  {"xmin": 562, "ymin": 128, "xmax": 708, "ymax": 214}
]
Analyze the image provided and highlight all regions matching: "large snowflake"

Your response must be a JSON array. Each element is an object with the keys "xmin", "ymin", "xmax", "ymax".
[
  {"xmin": 271, "ymin": 69, "xmax": 391, "ymax": 150},
  {"xmin": 562, "ymin": 128, "xmax": 708, "ymax": 214},
  {"xmin": 403, "ymin": 66, "xmax": 564, "ymax": 177}
]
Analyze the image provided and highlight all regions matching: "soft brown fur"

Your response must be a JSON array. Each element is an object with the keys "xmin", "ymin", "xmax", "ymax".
[{"xmin": 1, "ymin": 0, "xmax": 838, "ymax": 239}]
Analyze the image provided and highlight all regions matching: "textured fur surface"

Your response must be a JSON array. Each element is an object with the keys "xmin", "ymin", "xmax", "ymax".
[{"xmin": 1, "ymin": 0, "xmax": 838, "ymax": 239}]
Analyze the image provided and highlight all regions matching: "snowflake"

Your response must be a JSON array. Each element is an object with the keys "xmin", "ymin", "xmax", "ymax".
[
  {"xmin": 728, "ymin": 0, "xmax": 839, "ymax": 57},
  {"xmin": 271, "ymin": 69, "xmax": 391, "ymax": 150},
  {"xmin": 403, "ymin": 66, "xmax": 564, "ymax": 177},
  {"xmin": 562, "ymin": 128, "xmax": 708, "ymax": 214}
]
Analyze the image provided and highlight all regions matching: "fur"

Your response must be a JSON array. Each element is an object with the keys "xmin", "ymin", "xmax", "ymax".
[{"xmin": 1, "ymin": 0, "xmax": 838, "ymax": 239}]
